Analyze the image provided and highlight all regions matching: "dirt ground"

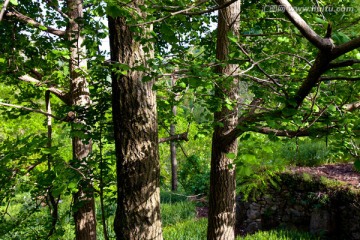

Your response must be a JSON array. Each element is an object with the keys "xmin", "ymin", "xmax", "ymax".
[{"xmin": 289, "ymin": 163, "xmax": 360, "ymax": 189}]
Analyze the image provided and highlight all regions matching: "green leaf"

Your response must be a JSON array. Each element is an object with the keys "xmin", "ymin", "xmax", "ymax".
[
  {"xmin": 226, "ymin": 153, "xmax": 236, "ymax": 159},
  {"xmin": 314, "ymin": 17, "xmax": 327, "ymax": 25},
  {"xmin": 68, "ymin": 182, "xmax": 78, "ymax": 192},
  {"xmin": 238, "ymin": 166, "xmax": 253, "ymax": 177},
  {"xmin": 39, "ymin": 25, "xmax": 47, "ymax": 31},
  {"xmin": 328, "ymin": 104, "xmax": 336, "ymax": 112},
  {"xmin": 10, "ymin": 0, "xmax": 18, "ymax": 5},
  {"xmin": 241, "ymin": 154, "xmax": 256, "ymax": 163},
  {"xmin": 178, "ymin": 82, "xmax": 187, "ymax": 88},
  {"xmin": 0, "ymin": 58, "xmax": 5, "ymax": 63}
]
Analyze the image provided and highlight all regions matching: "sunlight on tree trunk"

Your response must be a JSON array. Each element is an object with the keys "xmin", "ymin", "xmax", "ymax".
[
  {"xmin": 67, "ymin": 0, "xmax": 96, "ymax": 238},
  {"xmin": 108, "ymin": 4, "xmax": 163, "ymax": 239},
  {"xmin": 207, "ymin": 0, "xmax": 241, "ymax": 239}
]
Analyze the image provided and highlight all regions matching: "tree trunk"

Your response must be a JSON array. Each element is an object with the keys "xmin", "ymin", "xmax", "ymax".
[
  {"xmin": 108, "ymin": 10, "xmax": 163, "ymax": 240},
  {"xmin": 170, "ymin": 122, "xmax": 177, "ymax": 191},
  {"xmin": 170, "ymin": 77, "xmax": 178, "ymax": 191},
  {"xmin": 207, "ymin": 0, "xmax": 241, "ymax": 239},
  {"xmin": 67, "ymin": 0, "xmax": 96, "ymax": 239}
]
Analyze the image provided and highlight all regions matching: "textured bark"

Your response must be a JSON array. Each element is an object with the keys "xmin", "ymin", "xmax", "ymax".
[
  {"xmin": 108, "ymin": 9, "xmax": 163, "ymax": 240},
  {"xmin": 207, "ymin": 0, "xmax": 241, "ymax": 239},
  {"xmin": 170, "ymin": 115, "xmax": 177, "ymax": 191},
  {"xmin": 170, "ymin": 77, "xmax": 178, "ymax": 191},
  {"xmin": 67, "ymin": 0, "xmax": 96, "ymax": 239}
]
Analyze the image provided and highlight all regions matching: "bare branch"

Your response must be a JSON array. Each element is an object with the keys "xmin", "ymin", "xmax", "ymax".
[
  {"xmin": 251, "ymin": 126, "xmax": 311, "ymax": 137},
  {"xmin": 320, "ymin": 76, "xmax": 360, "ymax": 81},
  {"xmin": 133, "ymin": 0, "xmax": 239, "ymax": 26},
  {"xmin": 184, "ymin": 0, "xmax": 238, "ymax": 16},
  {"xmin": 327, "ymin": 59, "xmax": 360, "ymax": 70},
  {"xmin": 333, "ymin": 37, "xmax": 360, "ymax": 58},
  {"xmin": 273, "ymin": 0, "xmax": 334, "ymax": 50},
  {"xmin": 241, "ymin": 32, "xmax": 286, "ymax": 37},
  {"xmin": 0, "ymin": 0, "xmax": 10, "ymax": 21},
  {"xmin": 4, "ymin": 10, "xmax": 66, "ymax": 37},
  {"xmin": 343, "ymin": 101, "xmax": 360, "ymax": 111},
  {"xmin": 159, "ymin": 132, "xmax": 189, "ymax": 143},
  {"xmin": 44, "ymin": 0, "xmax": 70, "ymax": 20},
  {"xmin": 250, "ymin": 125, "xmax": 335, "ymax": 137},
  {"xmin": 132, "ymin": 0, "xmax": 207, "ymax": 26},
  {"xmin": 0, "ymin": 102, "xmax": 62, "ymax": 120},
  {"xmin": 18, "ymin": 75, "xmax": 70, "ymax": 104}
]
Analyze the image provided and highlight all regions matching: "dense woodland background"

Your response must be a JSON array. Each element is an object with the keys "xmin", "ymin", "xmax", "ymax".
[{"xmin": 0, "ymin": 0, "xmax": 359, "ymax": 239}]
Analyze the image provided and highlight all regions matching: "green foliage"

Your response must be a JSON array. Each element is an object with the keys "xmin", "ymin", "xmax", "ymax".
[
  {"xmin": 179, "ymin": 155, "xmax": 210, "ymax": 195},
  {"xmin": 160, "ymin": 191, "xmax": 189, "ymax": 204},
  {"xmin": 238, "ymin": 229, "xmax": 320, "ymax": 240},
  {"xmin": 163, "ymin": 217, "xmax": 320, "ymax": 240},
  {"xmin": 281, "ymin": 141, "xmax": 331, "ymax": 167},
  {"xmin": 236, "ymin": 133, "xmax": 289, "ymax": 199}
]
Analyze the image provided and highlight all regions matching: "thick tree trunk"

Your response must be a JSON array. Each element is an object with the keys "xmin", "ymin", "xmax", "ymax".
[
  {"xmin": 207, "ymin": 1, "xmax": 241, "ymax": 239},
  {"xmin": 108, "ymin": 11, "xmax": 163, "ymax": 240},
  {"xmin": 67, "ymin": 0, "xmax": 96, "ymax": 239}
]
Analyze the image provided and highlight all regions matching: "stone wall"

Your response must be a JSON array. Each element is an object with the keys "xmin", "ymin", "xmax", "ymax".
[{"xmin": 236, "ymin": 173, "xmax": 360, "ymax": 239}]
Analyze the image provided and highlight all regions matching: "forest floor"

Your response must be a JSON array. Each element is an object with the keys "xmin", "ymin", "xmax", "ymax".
[
  {"xmin": 289, "ymin": 163, "xmax": 360, "ymax": 189},
  {"xmin": 195, "ymin": 163, "xmax": 360, "ymax": 219}
]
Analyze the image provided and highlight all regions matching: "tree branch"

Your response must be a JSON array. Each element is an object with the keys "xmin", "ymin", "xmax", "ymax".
[
  {"xmin": 18, "ymin": 75, "xmax": 71, "ymax": 105},
  {"xmin": 184, "ymin": 0, "xmax": 239, "ymax": 16},
  {"xmin": 159, "ymin": 132, "xmax": 189, "ymax": 143},
  {"xmin": 250, "ymin": 125, "xmax": 334, "ymax": 137},
  {"xmin": 241, "ymin": 31, "xmax": 287, "ymax": 37},
  {"xmin": 133, "ymin": 0, "xmax": 239, "ymax": 26},
  {"xmin": 320, "ymin": 76, "xmax": 360, "ymax": 81},
  {"xmin": 333, "ymin": 37, "xmax": 360, "ymax": 58},
  {"xmin": 343, "ymin": 101, "xmax": 360, "ymax": 111},
  {"xmin": 327, "ymin": 59, "xmax": 360, "ymax": 70},
  {"xmin": 0, "ymin": 0, "xmax": 10, "ymax": 21},
  {"xmin": 0, "ymin": 102, "xmax": 62, "ymax": 120},
  {"xmin": 4, "ymin": 9, "xmax": 66, "ymax": 37},
  {"xmin": 44, "ymin": 0, "xmax": 70, "ymax": 20},
  {"xmin": 273, "ymin": 0, "xmax": 334, "ymax": 50}
]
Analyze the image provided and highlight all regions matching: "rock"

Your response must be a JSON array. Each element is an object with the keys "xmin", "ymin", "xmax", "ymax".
[
  {"xmin": 246, "ymin": 222, "xmax": 260, "ymax": 234},
  {"xmin": 309, "ymin": 209, "xmax": 331, "ymax": 234}
]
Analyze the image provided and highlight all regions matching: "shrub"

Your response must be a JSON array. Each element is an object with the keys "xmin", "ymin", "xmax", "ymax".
[
  {"xmin": 282, "ymin": 141, "xmax": 330, "ymax": 166},
  {"xmin": 179, "ymin": 155, "xmax": 210, "ymax": 195}
]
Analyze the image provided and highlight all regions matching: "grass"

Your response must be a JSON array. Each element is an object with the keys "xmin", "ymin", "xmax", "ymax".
[
  {"xmin": 163, "ymin": 218, "xmax": 207, "ymax": 240},
  {"xmin": 163, "ymin": 217, "xmax": 320, "ymax": 240},
  {"xmin": 161, "ymin": 197, "xmax": 320, "ymax": 240},
  {"xmin": 239, "ymin": 229, "xmax": 320, "ymax": 240},
  {"xmin": 161, "ymin": 201, "xmax": 196, "ymax": 227}
]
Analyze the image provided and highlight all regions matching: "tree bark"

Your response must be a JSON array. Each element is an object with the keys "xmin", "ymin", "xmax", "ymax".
[
  {"xmin": 207, "ymin": 0, "xmax": 241, "ymax": 239},
  {"xmin": 170, "ymin": 77, "xmax": 178, "ymax": 191},
  {"xmin": 67, "ymin": 0, "xmax": 96, "ymax": 239},
  {"xmin": 108, "ymin": 8, "xmax": 163, "ymax": 240}
]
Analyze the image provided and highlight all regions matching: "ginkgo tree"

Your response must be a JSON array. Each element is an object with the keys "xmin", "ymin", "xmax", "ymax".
[
  {"xmin": 0, "ymin": 0, "xmax": 359, "ymax": 239},
  {"xmin": 0, "ymin": 0, "xmax": 109, "ymax": 238}
]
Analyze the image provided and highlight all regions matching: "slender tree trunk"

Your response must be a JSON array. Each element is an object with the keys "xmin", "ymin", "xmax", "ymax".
[
  {"xmin": 170, "ymin": 77, "xmax": 178, "ymax": 191},
  {"xmin": 170, "ymin": 122, "xmax": 177, "ymax": 191},
  {"xmin": 207, "ymin": 1, "xmax": 241, "ymax": 239},
  {"xmin": 67, "ymin": 0, "xmax": 96, "ymax": 239},
  {"xmin": 108, "ymin": 7, "xmax": 163, "ymax": 240}
]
